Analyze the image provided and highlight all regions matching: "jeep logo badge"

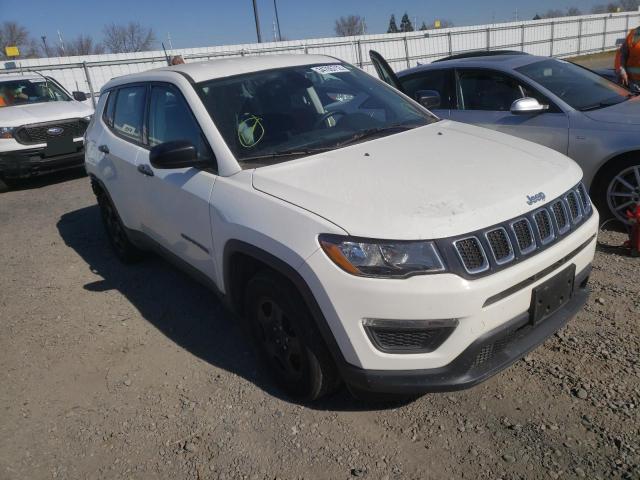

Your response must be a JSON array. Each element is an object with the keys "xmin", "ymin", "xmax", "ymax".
[
  {"xmin": 526, "ymin": 192, "xmax": 546, "ymax": 205},
  {"xmin": 47, "ymin": 127, "xmax": 64, "ymax": 136}
]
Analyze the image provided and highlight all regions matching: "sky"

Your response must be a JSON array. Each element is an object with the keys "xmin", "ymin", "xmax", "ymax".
[{"xmin": 2, "ymin": 0, "xmax": 613, "ymax": 50}]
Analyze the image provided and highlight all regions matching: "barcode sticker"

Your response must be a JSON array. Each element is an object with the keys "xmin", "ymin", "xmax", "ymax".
[{"xmin": 311, "ymin": 65, "xmax": 350, "ymax": 75}]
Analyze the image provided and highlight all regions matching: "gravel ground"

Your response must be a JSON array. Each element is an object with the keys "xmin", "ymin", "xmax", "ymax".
[{"xmin": 1, "ymin": 170, "xmax": 639, "ymax": 480}]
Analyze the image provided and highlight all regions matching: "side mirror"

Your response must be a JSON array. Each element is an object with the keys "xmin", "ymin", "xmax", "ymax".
[
  {"xmin": 511, "ymin": 97, "xmax": 547, "ymax": 115},
  {"xmin": 72, "ymin": 91, "xmax": 88, "ymax": 101},
  {"xmin": 415, "ymin": 90, "xmax": 441, "ymax": 109},
  {"xmin": 150, "ymin": 140, "xmax": 200, "ymax": 169}
]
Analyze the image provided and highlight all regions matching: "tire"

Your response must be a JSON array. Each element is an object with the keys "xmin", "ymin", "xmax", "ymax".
[
  {"xmin": 592, "ymin": 156, "xmax": 640, "ymax": 225},
  {"xmin": 244, "ymin": 270, "xmax": 340, "ymax": 401},
  {"xmin": 96, "ymin": 192, "xmax": 144, "ymax": 264}
]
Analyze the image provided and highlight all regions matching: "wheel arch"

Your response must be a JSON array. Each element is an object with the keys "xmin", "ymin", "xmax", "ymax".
[
  {"xmin": 589, "ymin": 149, "xmax": 640, "ymax": 192},
  {"xmin": 223, "ymin": 239, "xmax": 348, "ymax": 369}
]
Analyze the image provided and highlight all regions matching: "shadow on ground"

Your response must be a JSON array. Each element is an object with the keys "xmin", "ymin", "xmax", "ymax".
[
  {"xmin": 3, "ymin": 168, "xmax": 87, "ymax": 193},
  {"xmin": 57, "ymin": 205, "xmax": 412, "ymax": 412}
]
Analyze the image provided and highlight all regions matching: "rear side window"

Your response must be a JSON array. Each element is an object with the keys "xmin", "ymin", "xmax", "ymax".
[
  {"xmin": 113, "ymin": 86, "xmax": 146, "ymax": 143},
  {"xmin": 401, "ymin": 70, "xmax": 453, "ymax": 109},
  {"xmin": 103, "ymin": 90, "xmax": 116, "ymax": 127}
]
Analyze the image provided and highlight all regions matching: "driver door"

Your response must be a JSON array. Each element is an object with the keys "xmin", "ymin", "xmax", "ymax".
[
  {"xmin": 448, "ymin": 68, "xmax": 569, "ymax": 154},
  {"xmin": 137, "ymin": 83, "xmax": 219, "ymax": 281}
]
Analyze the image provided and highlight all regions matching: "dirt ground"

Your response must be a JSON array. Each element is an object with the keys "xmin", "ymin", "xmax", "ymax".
[
  {"xmin": 1, "ymin": 168, "xmax": 638, "ymax": 480},
  {"xmin": 569, "ymin": 51, "xmax": 616, "ymax": 70}
]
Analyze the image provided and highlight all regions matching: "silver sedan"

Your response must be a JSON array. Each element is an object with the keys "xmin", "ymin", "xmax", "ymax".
[{"xmin": 370, "ymin": 51, "xmax": 640, "ymax": 224}]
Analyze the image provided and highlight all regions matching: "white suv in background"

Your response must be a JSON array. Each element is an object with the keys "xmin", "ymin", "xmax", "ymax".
[
  {"xmin": 0, "ymin": 74, "xmax": 93, "ymax": 192},
  {"xmin": 84, "ymin": 55, "xmax": 598, "ymax": 401}
]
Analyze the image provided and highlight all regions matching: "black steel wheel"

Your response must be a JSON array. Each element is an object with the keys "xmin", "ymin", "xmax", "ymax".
[
  {"xmin": 244, "ymin": 271, "xmax": 340, "ymax": 400},
  {"xmin": 97, "ymin": 192, "xmax": 143, "ymax": 263}
]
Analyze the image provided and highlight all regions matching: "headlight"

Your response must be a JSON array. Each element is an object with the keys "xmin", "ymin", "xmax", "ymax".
[
  {"xmin": 319, "ymin": 234, "xmax": 446, "ymax": 278},
  {"xmin": 0, "ymin": 127, "xmax": 15, "ymax": 139}
]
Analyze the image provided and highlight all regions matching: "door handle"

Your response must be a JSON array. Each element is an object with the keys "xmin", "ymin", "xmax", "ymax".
[
  {"xmin": 98, "ymin": 144, "xmax": 109, "ymax": 154},
  {"xmin": 137, "ymin": 164, "xmax": 154, "ymax": 177}
]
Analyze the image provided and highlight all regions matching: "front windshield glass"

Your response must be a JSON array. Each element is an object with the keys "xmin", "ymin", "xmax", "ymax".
[
  {"xmin": 516, "ymin": 59, "xmax": 629, "ymax": 111},
  {"xmin": 0, "ymin": 78, "xmax": 71, "ymax": 108},
  {"xmin": 196, "ymin": 63, "xmax": 436, "ymax": 167}
]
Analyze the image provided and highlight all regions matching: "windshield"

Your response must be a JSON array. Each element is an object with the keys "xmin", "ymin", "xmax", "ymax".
[
  {"xmin": 516, "ymin": 59, "xmax": 630, "ymax": 111},
  {"xmin": 0, "ymin": 78, "xmax": 71, "ymax": 108},
  {"xmin": 196, "ymin": 63, "xmax": 436, "ymax": 167}
]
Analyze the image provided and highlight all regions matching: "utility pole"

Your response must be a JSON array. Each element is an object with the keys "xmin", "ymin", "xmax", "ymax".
[
  {"xmin": 252, "ymin": 0, "xmax": 263, "ymax": 43},
  {"xmin": 57, "ymin": 30, "xmax": 66, "ymax": 56},
  {"xmin": 273, "ymin": 0, "xmax": 282, "ymax": 41},
  {"xmin": 41, "ymin": 35, "xmax": 49, "ymax": 57}
]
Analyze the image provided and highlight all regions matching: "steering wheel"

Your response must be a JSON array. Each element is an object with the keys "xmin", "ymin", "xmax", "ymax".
[{"xmin": 313, "ymin": 110, "xmax": 347, "ymax": 129}]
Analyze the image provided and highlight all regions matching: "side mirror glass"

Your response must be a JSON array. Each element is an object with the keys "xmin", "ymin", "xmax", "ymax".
[
  {"xmin": 72, "ymin": 91, "xmax": 88, "ymax": 101},
  {"xmin": 415, "ymin": 90, "xmax": 441, "ymax": 109},
  {"xmin": 149, "ymin": 140, "xmax": 199, "ymax": 169},
  {"xmin": 511, "ymin": 97, "xmax": 547, "ymax": 115}
]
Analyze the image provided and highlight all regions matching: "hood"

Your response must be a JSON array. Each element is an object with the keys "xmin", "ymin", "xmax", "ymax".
[
  {"xmin": 582, "ymin": 95, "xmax": 640, "ymax": 126},
  {"xmin": 252, "ymin": 121, "xmax": 583, "ymax": 240},
  {"xmin": 0, "ymin": 101, "xmax": 93, "ymax": 127}
]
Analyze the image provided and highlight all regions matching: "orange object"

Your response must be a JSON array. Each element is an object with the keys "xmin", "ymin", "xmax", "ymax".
[
  {"xmin": 624, "ymin": 204, "xmax": 640, "ymax": 257},
  {"xmin": 620, "ymin": 28, "xmax": 640, "ymax": 82}
]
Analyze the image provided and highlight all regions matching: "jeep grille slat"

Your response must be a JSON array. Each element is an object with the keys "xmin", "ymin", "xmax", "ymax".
[
  {"xmin": 485, "ymin": 228, "xmax": 514, "ymax": 265},
  {"xmin": 454, "ymin": 237, "xmax": 489, "ymax": 274}
]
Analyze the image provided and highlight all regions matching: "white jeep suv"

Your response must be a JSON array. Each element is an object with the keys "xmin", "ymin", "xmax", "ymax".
[
  {"xmin": 84, "ymin": 55, "xmax": 598, "ymax": 400},
  {"xmin": 0, "ymin": 74, "xmax": 93, "ymax": 191}
]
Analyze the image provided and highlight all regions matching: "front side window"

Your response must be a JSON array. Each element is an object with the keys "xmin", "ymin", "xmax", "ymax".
[
  {"xmin": 456, "ymin": 70, "xmax": 526, "ymax": 111},
  {"xmin": 148, "ymin": 85, "xmax": 213, "ymax": 161},
  {"xmin": 196, "ymin": 63, "xmax": 436, "ymax": 167},
  {"xmin": 401, "ymin": 69, "xmax": 453, "ymax": 109},
  {"xmin": 516, "ymin": 59, "xmax": 630, "ymax": 111},
  {"xmin": 0, "ymin": 78, "xmax": 71, "ymax": 108},
  {"xmin": 113, "ymin": 86, "xmax": 146, "ymax": 143}
]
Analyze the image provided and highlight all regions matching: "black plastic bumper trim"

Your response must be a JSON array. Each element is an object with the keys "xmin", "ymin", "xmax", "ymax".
[
  {"xmin": 340, "ymin": 265, "xmax": 591, "ymax": 395},
  {"xmin": 0, "ymin": 145, "xmax": 84, "ymax": 179}
]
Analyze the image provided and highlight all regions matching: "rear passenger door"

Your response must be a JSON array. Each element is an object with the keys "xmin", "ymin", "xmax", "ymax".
[
  {"xmin": 137, "ymin": 83, "xmax": 218, "ymax": 280},
  {"xmin": 448, "ymin": 68, "xmax": 569, "ymax": 154},
  {"xmin": 98, "ymin": 85, "xmax": 148, "ymax": 231},
  {"xmin": 399, "ymin": 68, "xmax": 454, "ymax": 118}
]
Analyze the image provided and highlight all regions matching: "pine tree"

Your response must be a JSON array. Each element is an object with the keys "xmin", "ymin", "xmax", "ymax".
[
  {"xmin": 400, "ymin": 13, "xmax": 414, "ymax": 32},
  {"xmin": 419, "ymin": 21, "xmax": 428, "ymax": 31},
  {"xmin": 387, "ymin": 14, "xmax": 399, "ymax": 33}
]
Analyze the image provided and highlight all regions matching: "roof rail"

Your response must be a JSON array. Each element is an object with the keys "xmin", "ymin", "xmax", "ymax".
[{"xmin": 433, "ymin": 50, "xmax": 529, "ymax": 63}]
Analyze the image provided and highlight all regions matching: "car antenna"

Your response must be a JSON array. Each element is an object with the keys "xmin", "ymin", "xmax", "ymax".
[{"xmin": 30, "ymin": 69, "xmax": 50, "ymax": 93}]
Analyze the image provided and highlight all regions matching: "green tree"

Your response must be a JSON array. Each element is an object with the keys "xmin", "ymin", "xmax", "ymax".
[
  {"xmin": 419, "ymin": 21, "xmax": 428, "ymax": 31},
  {"xmin": 400, "ymin": 13, "xmax": 414, "ymax": 32},
  {"xmin": 387, "ymin": 14, "xmax": 399, "ymax": 33}
]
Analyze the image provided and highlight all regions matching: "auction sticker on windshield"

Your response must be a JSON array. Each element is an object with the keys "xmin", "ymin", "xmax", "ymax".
[{"xmin": 311, "ymin": 65, "xmax": 350, "ymax": 75}]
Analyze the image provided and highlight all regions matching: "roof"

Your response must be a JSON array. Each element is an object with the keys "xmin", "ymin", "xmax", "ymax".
[
  {"xmin": 108, "ymin": 54, "xmax": 341, "ymax": 87},
  {"xmin": 0, "ymin": 73, "xmax": 43, "ymax": 82},
  {"xmin": 399, "ymin": 54, "xmax": 546, "ymax": 77}
]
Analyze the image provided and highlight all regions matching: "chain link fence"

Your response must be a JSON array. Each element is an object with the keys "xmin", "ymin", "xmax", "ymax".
[{"xmin": 2, "ymin": 11, "xmax": 639, "ymax": 107}]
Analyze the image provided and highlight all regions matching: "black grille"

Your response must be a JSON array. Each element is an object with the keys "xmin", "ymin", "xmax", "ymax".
[
  {"xmin": 551, "ymin": 201, "xmax": 568, "ymax": 232},
  {"xmin": 366, "ymin": 325, "xmax": 455, "ymax": 353},
  {"xmin": 566, "ymin": 192, "xmax": 581, "ymax": 221},
  {"xmin": 511, "ymin": 219, "xmax": 535, "ymax": 253},
  {"xmin": 471, "ymin": 328, "xmax": 521, "ymax": 369},
  {"xmin": 486, "ymin": 228, "xmax": 513, "ymax": 264},
  {"xmin": 14, "ymin": 119, "xmax": 88, "ymax": 145},
  {"xmin": 534, "ymin": 209, "xmax": 553, "ymax": 243},
  {"xmin": 454, "ymin": 237, "xmax": 487, "ymax": 273}
]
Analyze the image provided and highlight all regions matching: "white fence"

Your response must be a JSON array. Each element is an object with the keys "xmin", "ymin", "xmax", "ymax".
[{"xmin": 2, "ymin": 11, "xmax": 639, "ymax": 105}]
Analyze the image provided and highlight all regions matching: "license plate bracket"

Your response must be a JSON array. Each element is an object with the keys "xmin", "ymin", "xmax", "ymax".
[
  {"xmin": 529, "ymin": 265, "xmax": 575, "ymax": 325},
  {"xmin": 44, "ymin": 136, "xmax": 76, "ymax": 157}
]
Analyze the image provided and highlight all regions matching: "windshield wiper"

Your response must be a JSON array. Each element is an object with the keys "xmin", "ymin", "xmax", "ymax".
[
  {"xmin": 579, "ymin": 95, "xmax": 632, "ymax": 111},
  {"xmin": 336, "ymin": 124, "xmax": 422, "ymax": 147},
  {"xmin": 241, "ymin": 147, "xmax": 335, "ymax": 163}
]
